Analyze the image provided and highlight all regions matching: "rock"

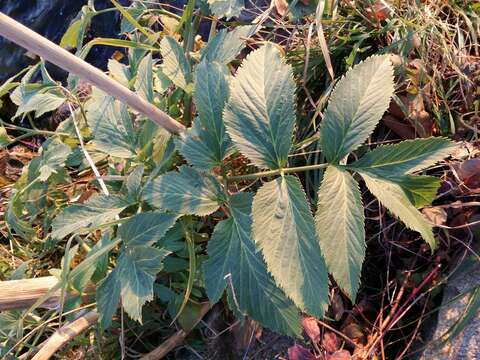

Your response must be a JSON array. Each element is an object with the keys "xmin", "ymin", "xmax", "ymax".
[{"xmin": 421, "ymin": 255, "xmax": 480, "ymax": 360}]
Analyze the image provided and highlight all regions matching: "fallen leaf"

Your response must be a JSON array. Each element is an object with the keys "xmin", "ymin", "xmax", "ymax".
[
  {"xmin": 422, "ymin": 207, "xmax": 447, "ymax": 226},
  {"xmin": 322, "ymin": 332, "xmax": 340, "ymax": 353},
  {"xmin": 455, "ymin": 158, "xmax": 480, "ymax": 193},
  {"xmin": 331, "ymin": 290, "xmax": 345, "ymax": 321},
  {"xmin": 288, "ymin": 345, "xmax": 319, "ymax": 360},
  {"xmin": 327, "ymin": 350, "xmax": 351, "ymax": 360},
  {"xmin": 302, "ymin": 316, "xmax": 321, "ymax": 343}
]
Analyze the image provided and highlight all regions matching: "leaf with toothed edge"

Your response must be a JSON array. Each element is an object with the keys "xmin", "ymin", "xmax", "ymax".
[
  {"xmin": 224, "ymin": 44, "xmax": 297, "ymax": 170},
  {"xmin": 203, "ymin": 193, "xmax": 302, "ymax": 336},
  {"xmin": 315, "ymin": 166, "xmax": 365, "ymax": 300},
  {"xmin": 360, "ymin": 172, "xmax": 436, "ymax": 248},
  {"xmin": 252, "ymin": 175, "xmax": 329, "ymax": 317},
  {"xmin": 320, "ymin": 55, "xmax": 395, "ymax": 163}
]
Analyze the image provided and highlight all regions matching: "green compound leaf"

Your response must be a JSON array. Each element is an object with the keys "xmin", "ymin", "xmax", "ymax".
[
  {"xmin": 320, "ymin": 55, "xmax": 394, "ymax": 163},
  {"xmin": 119, "ymin": 246, "xmax": 171, "ymax": 322},
  {"xmin": 119, "ymin": 212, "xmax": 179, "ymax": 247},
  {"xmin": 224, "ymin": 44, "xmax": 296, "ymax": 170},
  {"xmin": 97, "ymin": 246, "xmax": 171, "ymax": 325},
  {"xmin": 252, "ymin": 175, "xmax": 329, "ymax": 317},
  {"xmin": 207, "ymin": 0, "xmax": 244, "ymax": 19},
  {"xmin": 175, "ymin": 61, "xmax": 231, "ymax": 170},
  {"xmin": 51, "ymin": 194, "xmax": 130, "ymax": 240},
  {"xmin": 315, "ymin": 166, "xmax": 365, "ymax": 300},
  {"xmin": 360, "ymin": 172, "xmax": 436, "ymax": 248},
  {"xmin": 134, "ymin": 53, "xmax": 154, "ymax": 102},
  {"xmin": 86, "ymin": 88, "xmax": 136, "ymax": 158},
  {"xmin": 203, "ymin": 193, "xmax": 301, "ymax": 337},
  {"xmin": 160, "ymin": 36, "xmax": 192, "ymax": 92},
  {"xmin": 201, "ymin": 26, "xmax": 256, "ymax": 64},
  {"xmin": 348, "ymin": 137, "xmax": 457, "ymax": 176},
  {"xmin": 96, "ymin": 266, "xmax": 121, "ymax": 329},
  {"xmin": 395, "ymin": 175, "xmax": 441, "ymax": 208},
  {"xmin": 142, "ymin": 165, "xmax": 224, "ymax": 216}
]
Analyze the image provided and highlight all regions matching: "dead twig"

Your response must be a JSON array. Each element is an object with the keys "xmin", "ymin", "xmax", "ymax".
[
  {"xmin": 141, "ymin": 302, "xmax": 211, "ymax": 360},
  {"xmin": 31, "ymin": 311, "xmax": 99, "ymax": 360}
]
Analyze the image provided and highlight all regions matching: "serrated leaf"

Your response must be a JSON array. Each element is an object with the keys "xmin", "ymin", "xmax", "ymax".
[
  {"xmin": 160, "ymin": 36, "xmax": 192, "ymax": 92},
  {"xmin": 175, "ymin": 119, "xmax": 224, "ymax": 169},
  {"xmin": 224, "ymin": 44, "xmax": 296, "ymax": 170},
  {"xmin": 208, "ymin": 0, "xmax": 244, "ymax": 19},
  {"xmin": 86, "ymin": 88, "xmax": 136, "ymax": 158},
  {"xmin": 252, "ymin": 175, "xmax": 329, "ymax": 317},
  {"xmin": 315, "ymin": 166, "xmax": 365, "ymax": 300},
  {"xmin": 175, "ymin": 61, "xmax": 231, "ymax": 169},
  {"xmin": 348, "ymin": 137, "xmax": 457, "ymax": 176},
  {"xmin": 118, "ymin": 246, "xmax": 171, "ymax": 321},
  {"xmin": 96, "ymin": 267, "xmax": 121, "ymax": 329},
  {"xmin": 108, "ymin": 59, "xmax": 131, "ymax": 87},
  {"xmin": 320, "ymin": 55, "xmax": 394, "ymax": 162},
  {"xmin": 125, "ymin": 165, "xmax": 144, "ymax": 201},
  {"xmin": 360, "ymin": 172, "xmax": 436, "ymax": 248},
  {"xmin": 14, "ymin": 90, "xmax": 66, "ymax": 119},
  {"xmin": 142, "ymin": 166, "xmax": 223, "ymax": 216},
  {"xmin": 201, "ymin": 26, "xmax": 256, "ymax": 64},
  {"xmin": 119, "ymin": 212, "xmax": 179, "ymax": 247},
  {"xmin": 51, "ymin": 195, "xmax": 130, "ymax": 240},
  {"xmin": 203, "ymin": 193, "xmax": 301, "ymax": 336},
  {"xmin": 135, "ymin": 53, "xmax": 154, "ymax": 102},
  {"xmin": 393, "ymin": 175, "xmax": 441, "ymax": 208}
]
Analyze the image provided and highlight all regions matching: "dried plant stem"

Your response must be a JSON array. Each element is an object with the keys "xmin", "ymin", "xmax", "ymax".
[
  {"xmin": 141, "ymin": 302, "xmax": 210, "ymax": 360},
  {"xmin": 31, "ymin": 311, "xmax": 99, "ymax": 360},
  {"xmin": 0, "ymin": 277, "xmax": 60, "ymax": 311},
  {"xmin": 0, "ymin": 12, "xmax": 185, "ymax": 134}
]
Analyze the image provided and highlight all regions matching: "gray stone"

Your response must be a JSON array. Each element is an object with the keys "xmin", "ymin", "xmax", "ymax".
[{"xmin": 421, "ymin": 256, "xmax": 480, "ymax": 360}]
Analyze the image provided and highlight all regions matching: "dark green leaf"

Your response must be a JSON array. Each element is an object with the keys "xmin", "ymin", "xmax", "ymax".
[
  {"xmin": 201, "ymin": 26, "xmax": 256, "ymax": 64},
  {"xmin": 119, "ymin": 212, "xmax": 179, "ymax": 247},
  {"xmin": 204, "ymin": 193, "xmax": 301, "ymax": 336}
]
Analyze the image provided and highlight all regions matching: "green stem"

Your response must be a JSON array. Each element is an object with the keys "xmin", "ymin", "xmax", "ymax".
[{"xmin": 227, "ymin": 163, "xmax": 329, "ymax": 182}]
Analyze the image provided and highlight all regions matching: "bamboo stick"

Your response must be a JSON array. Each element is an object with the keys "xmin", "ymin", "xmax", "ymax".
[
  {"xmin": 31, "ymin": 311, "xmax": 99, "ymax": 360},
  {"xmin": 0, "ymin": 276, "xmax": 61, "ymax": 311},
  {"xmin": 0, "ymin": 12, "xmax": 186, "ymax": 134}
]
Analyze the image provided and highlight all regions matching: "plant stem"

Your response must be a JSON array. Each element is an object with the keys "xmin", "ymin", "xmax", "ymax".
[{"xmin": 227, "ymin": 163, "xmax": 329, "ymax": 182}]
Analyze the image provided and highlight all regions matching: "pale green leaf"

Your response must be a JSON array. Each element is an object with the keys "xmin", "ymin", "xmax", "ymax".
[
  {"xmin": 14, "ymin": 91, "xmax": 65, "ymax": 119},
  {"xmin": 360, "ymin": 172, "xmax": 436, "ymax": 248},
  {"xmin": 208, "ymin": 0, "xmax": 244, "ymax": 19},
  {"xmin": 85, "ymin": 88, "xmax": 136, "ymax": 158},
  {"xmin": 201, "ymin": 26, "xmax": 256, "ymax": 64},
  {"xmin": 252, "ymin": 175, "xmax": 329, "ymax": 317},
  {"xmin": 119, "ymin": 212, "xmax": 179, "ymax": 247},
  {"xmin": 175, "ymin": 61, "xmax": 231, "ymax": 169},
  {"xmin": 108, "ymin": 59, "xmax": 131, "ymax": 87},
  {"xmin": 125, "ymin": 165, "xmax": 144, "ymax": 201},
  {"xmin": 0, "ymin": 125, "xmax": 13, "ymax": 148},
  {"xmin": 51, "ymin": 195, "xmax": 130, "ymax": 240},
  {"xmin": 224, "ymin": 44, "xmax": 296, "ymax": 170},
  {"xmin": 348, "ymin": 137, "xmax": 457, "ymax": 176},
  {"xmin": 315, "ymin": 166, "xmax": 365, "ymax": 300},
  {"xmin": 118, "ymin": 246, "xmax": 171, "ymax": 322},
  {"xmin": 135, "ymin": 53, "xmax": 154, "ymax": 102},
  {"xmin": 203, "ymin": 193, "xmax": 301, "ymax": 336},
  {"xmin": 394, "ymin": 175, "xmax": 441, "ymax": 208},
  {"xmin": 160, "ymin": 36, "xmax": 192, "ymax": 92},
  {"xmin": 320, "ymin": 55, "xmax": 394, "ymax": 162},
  {"xmin": 142, "ymin": 166, "xmax": 224, "ymax": 216},
  {"xmin": 97, "ymin": 267, "xmax": 121, "ymax": 329},
  {"xmin": 60, "ymin": 19, "xmax": 82, "ymax": 48}
]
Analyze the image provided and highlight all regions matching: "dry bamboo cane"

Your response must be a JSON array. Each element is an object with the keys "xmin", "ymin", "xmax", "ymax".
[
  {"xmin": 0, "ymin": 12, "xmax": 186, "ymax": 134},
  {"xmin": 0, "ymin": 276, "xmax": 61, "ymax": 311}
]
